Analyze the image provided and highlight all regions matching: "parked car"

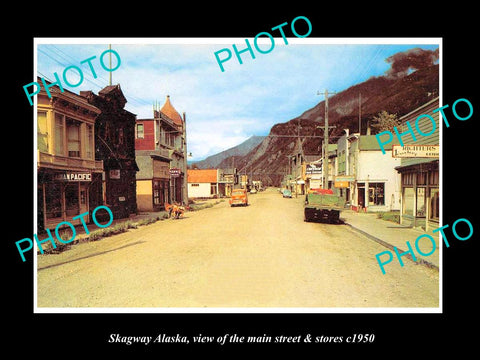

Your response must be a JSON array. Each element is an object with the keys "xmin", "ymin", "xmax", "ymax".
[
  {"xmin": 282, "ymin": 189, "xmax": 292, "ymax": 198},
  {"xmin": 230, "ymin": 188, "xmax": 249, "ymax": 206},
  {"xmin": 250, "ymin": 188, "xmax": 257, "ymax": 194}
]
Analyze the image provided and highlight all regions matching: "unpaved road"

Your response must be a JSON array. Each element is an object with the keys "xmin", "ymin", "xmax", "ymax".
[{"xmin": 37, "ymin": 188, "xmax": 439, "ymax": 308}]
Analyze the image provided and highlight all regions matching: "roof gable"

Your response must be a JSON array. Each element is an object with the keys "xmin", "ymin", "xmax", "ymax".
[{"xmin": 161, "ymin": 95, "xmax": 183, "ymax": 126}]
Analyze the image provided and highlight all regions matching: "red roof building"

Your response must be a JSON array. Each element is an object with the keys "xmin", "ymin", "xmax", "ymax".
[
  {"xmin": 135, "ymin": 95, "xmax": 188, "ymax": 206},
  {"xmin": 187, "ymin": 169, "xmax": 219, "ymax": 198}
]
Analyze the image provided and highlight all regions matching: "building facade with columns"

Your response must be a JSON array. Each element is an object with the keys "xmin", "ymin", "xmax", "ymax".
[
  {"xmin": 394, "ymin": 97, "xmax": 440, "ymax": 231},
  {"xmin": 37, "ymin": 78, "xmax": 104, "ymax": 232}
]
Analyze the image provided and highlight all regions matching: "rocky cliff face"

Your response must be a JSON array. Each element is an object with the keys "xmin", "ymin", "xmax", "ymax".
[{"xmin": 226, "ymin": 63, "xmax": 439, "ymax": 186}]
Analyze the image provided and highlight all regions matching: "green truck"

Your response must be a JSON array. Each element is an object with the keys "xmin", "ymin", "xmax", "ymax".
[{"xmin": 304, "ymin": 192, "xmax": 346, "ymax": 223}]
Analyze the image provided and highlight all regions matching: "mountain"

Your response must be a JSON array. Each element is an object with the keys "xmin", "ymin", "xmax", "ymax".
[
  {"xmin": 231, "ymin": 63, "xmax": 439, "ymax": 187},
  {"xmin": 192, "ymin": 135, "xmax": 266, "ymax": 169}
]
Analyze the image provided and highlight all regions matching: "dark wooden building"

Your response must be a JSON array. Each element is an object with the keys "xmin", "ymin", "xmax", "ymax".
[{"xmin": 81, "ymin": 85, "xmax": 139, "ymax": 219}]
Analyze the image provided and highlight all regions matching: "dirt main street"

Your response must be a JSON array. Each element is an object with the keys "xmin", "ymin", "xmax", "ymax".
[{"xmin": 37, "ymin": 188, "xmax": 439, "ymax": 309}]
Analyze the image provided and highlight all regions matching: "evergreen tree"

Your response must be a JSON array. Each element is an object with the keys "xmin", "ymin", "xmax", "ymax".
[{"xmin": 370, "ymin": 111, "xmax": 400, "ymax": 133}]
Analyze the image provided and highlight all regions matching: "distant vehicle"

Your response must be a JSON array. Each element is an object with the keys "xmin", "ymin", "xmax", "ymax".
[
  {"xmin": 230, "ymin": 188, "xmax": 249, "ymax": 207},
  {"xmin": 304, "ymin": 191, "xmax": 345, "ymax": 223},
  {"xmin": 250, "ymin": 188, "xmax": 257, "ymax": 194},
  {"xmin": 282, "ymin": 189, "xmax": 292, "ymax": 198}
]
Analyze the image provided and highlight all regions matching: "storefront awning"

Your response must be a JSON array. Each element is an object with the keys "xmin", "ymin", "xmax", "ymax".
[{"xmin": 395, "ymin": 160, "xmax": 438, "ymax": 173}]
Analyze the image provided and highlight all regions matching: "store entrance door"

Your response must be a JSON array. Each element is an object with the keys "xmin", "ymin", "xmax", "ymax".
[
  {"xmin": 79, "ymin": 183, "xmax": 89, "ymax": 221},
  {"xmin": 357, "ymin": 183, "xmax": 365, "ymax": 209}
]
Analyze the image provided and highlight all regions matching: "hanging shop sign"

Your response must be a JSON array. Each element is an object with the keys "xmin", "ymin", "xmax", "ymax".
[
  {"xmin": 392, "ymin": 144, "xmax": 439, "ymax": 158},
  {"xmin": 54, "ymin": 172, "xmax": 91, "ymax": 182},
  {"xmin": 334, "ymin": 181, "xmax": 349, "ymax": 188},
  {"xmin": 305, "ymin": 163, "xmax": 322, "ymax": 175},
  {"xmin": 109, "ymin": 169, "xmax": 121, "ymax": 179},
  {"xmin": 169, "ymin": 168, "xmax": 181, "ymax": 177},
  {"xmin": 335, "ymin": 175, "xmax": 355, "ymax": 182}
]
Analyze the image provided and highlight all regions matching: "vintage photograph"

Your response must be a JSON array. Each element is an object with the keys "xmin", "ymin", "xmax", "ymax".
[{"xmin": 32, "ymin": 38, "xmax": 441, "ymax": 310}]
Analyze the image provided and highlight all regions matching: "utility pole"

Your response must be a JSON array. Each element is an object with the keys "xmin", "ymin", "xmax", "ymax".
[
  {"xmin": 182, "ymin": 112, "xmax": 188, "ymax": 205},
  {"xmin": 295, "ymin": 121, "xmax": 301, "ymax": 197},
  {"xmin": 358, "ymin": 92, "xmax": 362, "ymax": 135},
  {"xmin": 232, "ymin": 156, "xmax": 235, "ymax": 191},
  {"xmin": 317, "ymin": 89, "xmax": 336, "ymax": 189}
]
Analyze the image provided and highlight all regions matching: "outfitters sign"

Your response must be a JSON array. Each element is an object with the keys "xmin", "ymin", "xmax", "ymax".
[
  {"xmin": 305, "ymin": 164, "xmax": 322, "ymax": 175},
  {"xmin": 392, "ymin": 144, "xmax": 439, "ymax": 158}
]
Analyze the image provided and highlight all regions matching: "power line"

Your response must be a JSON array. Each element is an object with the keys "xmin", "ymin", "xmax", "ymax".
[
  {"xmin": 355, "ymin": 45, "xmax": 387, "ymax": 84},
  {"xmin": 37, "ymin": 45, "xmax": 152, "ymax": 109},
  {"xmin": 40, "ymin": 45, "xmax": 109, "ymax": 90}
]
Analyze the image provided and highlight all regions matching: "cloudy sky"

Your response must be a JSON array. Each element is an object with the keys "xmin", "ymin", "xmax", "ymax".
[{"xmin": 35, "ymin": 38, "xmax": 440, "ymax": 161}]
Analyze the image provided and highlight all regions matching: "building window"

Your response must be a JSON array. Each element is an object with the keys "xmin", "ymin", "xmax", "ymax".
[
  {"xmin": 65, "ymin": 183, "xmax": 79, "ymax": 217},
  {"xmin": 153, "ymin": 181, "xmax": 160, "ymax": 205},
  {"xmin": 153, "ymin": 180, "xmax": 168, "ymax": 205},
  {"xmin": 417, "ymin": 172, "xmax": 427, "ymax": 186},
  {"xmin": 368, "ymin": 182, "xmax": 385, "ymax": 206},
  {"xmin": 429, "ymin": 170, "xmax": 439, "ymax": 185},
  {"xmin": 136, "ymin": 124, "xmax": 144, "ymax": 139},
  {"xmin": 104, "ymin": 122, "xmax": 111, "ymax": 142},
  {"xmin": 402, "ymin": 173, "xmax": 414, "ymax": 186},
  {"xmin": 416, "ymin": 187, "xmax": 426, "ymax": 217},
  {"xmin": 155, "ymin": 120, "xmax": 160, "ymax": 146},
  {"xmin": 67, "ymin": 118, "xmax": 81, "ymax": 158},
  {"xmin": 118, "ymin": 128, "xmax": 124, "ymax": 145},
  {"xmin": 55, "ymin": 113, "xmax": 64, "ymax": 155},
  {"xmin": 86, "ymin": 124, "xmax": 94, "ymax": 159},
  {"xmin": 430, "ymin": 188, "xmax": 439, "ymax": 220},
  {"xmin": 45, "ymin": 183, "xmax": 62, "ymax": 219},
  {"xmin": 37, "ymin": 111, "xmax": 48, "ymax": 152},
  {"xmin": 167, "ymin": 132, "xmax": 175, "ymax": 147},
  {"xmin": 161, "ymin": 127, "xmax": 176, "ymax": 147},
  {"xmin": 403, "ymin": 187, "xmax": 415, "ymax": 216},
  {"xmin": 80, "ymin": 189, "xmax": 86, "ymax": 205},
  {"xmin": 210, "ymin": 183, "xmax": 217, "ymax": 195}
]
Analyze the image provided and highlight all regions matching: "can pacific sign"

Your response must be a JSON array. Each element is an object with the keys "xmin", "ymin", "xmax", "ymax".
[{"xmin": 15, "ymin": 205, "xmax": 113, "ymax": 262}]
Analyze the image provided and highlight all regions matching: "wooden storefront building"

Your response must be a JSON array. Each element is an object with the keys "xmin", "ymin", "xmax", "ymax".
[
  {"xmin": 80, "ymin": 85, "xmax": 139, "ymax": 219},
  {"xmin": 394, "ymin": 97, "xmax": 440, "ymax": 231},
  {"xmin": 37, "ymin": 78, "xmax": 104, "ymax": 232}
]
